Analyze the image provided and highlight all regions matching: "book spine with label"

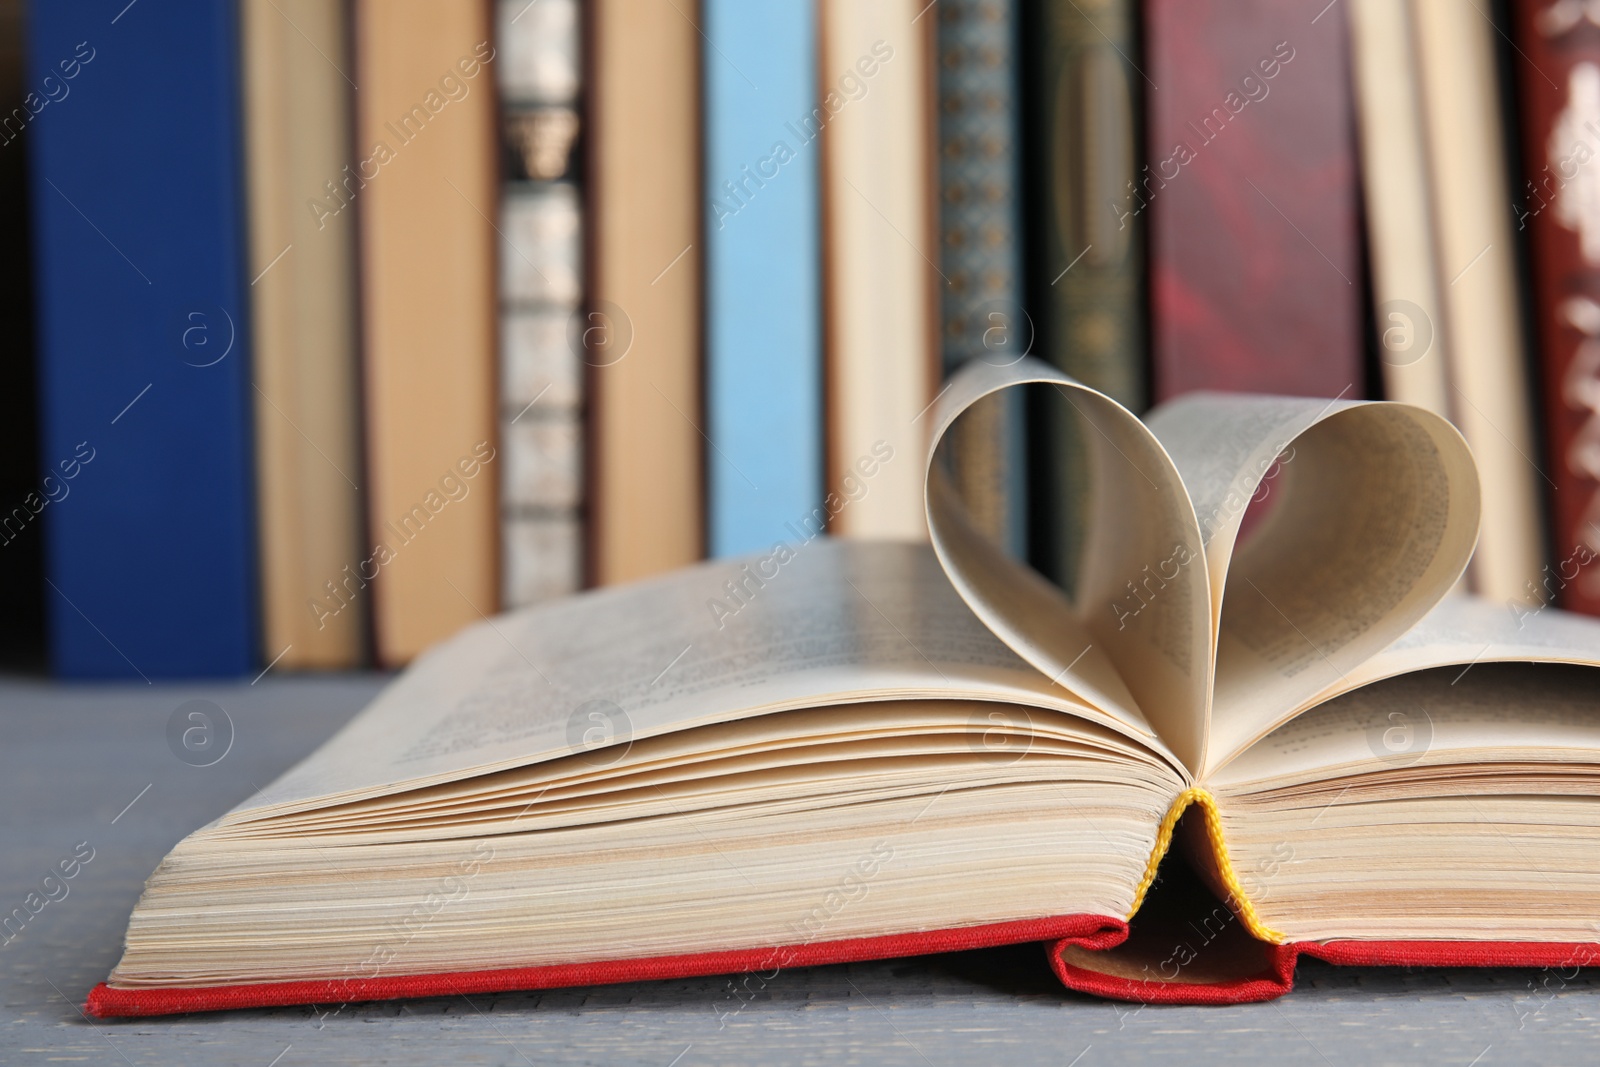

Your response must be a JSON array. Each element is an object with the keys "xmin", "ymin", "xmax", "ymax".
[
  {"xmin": 243, "ymin": 0, "xmax": 366, "ymax": 668},
  {"xmin": 354, "ymin": 0, "xmax": 500, "ymax": 665},
  {"xmin": 1143, "ymin": 0, "xmax": 1362, "ymax": 401},
  {"xmin": 27, "ymin": 0, "xmax": 259, "ymax": 677},
  {"xmin": 703, "ymin": 0, "xmax": 823, "ymax": 558},
  {"xmin": 1509, "ymin": 0, "xmax": 1600, "ymax": 614},
  {"xmin": 587, "ymin": 0, "xmax": 704, "ymax": 582},
  {"xmin": 938, "ymin": 0, "xmax": 1026, "ymax": 558},
  {"xmin": 497, "ymin": 0, "xmax": 585, "ymax": 606}
]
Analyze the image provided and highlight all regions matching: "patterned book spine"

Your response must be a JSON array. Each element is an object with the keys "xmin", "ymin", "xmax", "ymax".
[
  {"xmin": 1511, "ymin": 0, "xmax": 1600, "ymax": 615},
  {"xmin": 1143, "ymin": 0, "xmax": 1361, "ymax": 401},
  {"xmin": 1023, "ymin": 0, "xmax": 1144, "ymax": 590},
  {"xmin": 1029, "ymin": 0, "xmax": 1145, "ymax": 409},
  {"xmin": 938, "ymin": 0, "xmax": 1026, "ymax": 558},
  {"xmin": 497, "ymin": 0, "xmax": 585, "ymax": 606}
]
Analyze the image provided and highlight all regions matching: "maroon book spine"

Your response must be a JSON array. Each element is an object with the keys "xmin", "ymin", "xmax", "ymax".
[
  {"xmin": 1510, "ymin": 0, "xmax": 1600, "ymax": 616},
  {"xmin": 1142, "ymin": 0, "xmax": 1363, "ymax": 401}
]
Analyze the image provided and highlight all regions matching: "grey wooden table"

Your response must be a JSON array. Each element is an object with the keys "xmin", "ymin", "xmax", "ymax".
[{"xmin": 3, "ymin": 675, "xmax": 1599, "ymax": 1065}]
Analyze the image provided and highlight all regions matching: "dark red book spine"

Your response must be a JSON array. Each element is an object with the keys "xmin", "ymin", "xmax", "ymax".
[
  {"xmin": 1510, "ymin": 1, "xmax": 1600, "ymax": 616},
  {"xmin": 1142, "ymin": 0, "xmax": 1363, "ymax": 400}
]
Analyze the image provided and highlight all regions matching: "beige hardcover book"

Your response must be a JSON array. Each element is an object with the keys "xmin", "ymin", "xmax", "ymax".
[
  {"xmin": 587, "ymin": 0, "xmax": 703, "ymax": 584},
  {"xmin": 1347, "ymin": 0, "xmax": 1450, "ymax": 416},
  {"xmin": 355, "ymin": 0, "xmax": 501, "ymax": 665},
  {"xmin": 241, "ymin": 0, "xmax": 365, "ymax": 667},
  {"xmin": 1410, "ymin": 0, "xmax": 1545, "ymax": 604},
  {"xmin": 821, "ymin": 0, "xmax": 936, "ymax": 540}
]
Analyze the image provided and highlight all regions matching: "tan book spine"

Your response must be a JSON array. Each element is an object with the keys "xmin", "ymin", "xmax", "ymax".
[
  {"xmin": 586, "ymin": 0, "xmax": 704, "ymax": 584},
  {"xmin": 242, "ymin": 0, "xmax": 365, "ymax": 668},
  {"xmin": 1410, "ymin": 0, "xmax": 1546, "ymax": 604},
  {"xmin": 820, "ymin": 0, "xmax": 937, "ymax": 540},
  {"xmin": 1347, "ymin": 0, "xmax": 1451, "ymax": 415},
  {"xmin": 355, "ymin": 0, "xmax": 500, "ymax": 664}
]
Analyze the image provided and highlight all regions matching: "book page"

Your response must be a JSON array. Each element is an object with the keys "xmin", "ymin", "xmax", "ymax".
[
  {"xmin": 1145, "ymin": 394, "xmax": 1480, "ymax": 775},
  {"xmin": 1198, "ymin": 598, "xmax": 1600, "ymax": 778},
  {"xmin": 1210, "ymin": 661, "xmax": 1600, "ymax": 945},
  {"xmin": 240, "ymin": 539, "xmax": 1175, "ymax": 817},
  {"xmin": 1346, "ymin": 593, "xmax": 1600, "ymax": 682},
  {"xmin": 231, "ymin": 700, "xmax": 1175, "ymax": 839},
  {"xmin": 1211, "ymin": 661, "xmax": 1600, "ymax": 791},
  {"xmin": 926, "ymin": 359, "xmax": 1212, "ymax": 773}
]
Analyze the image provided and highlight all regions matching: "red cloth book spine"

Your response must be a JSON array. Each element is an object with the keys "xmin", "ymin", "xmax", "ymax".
[
  {"xmin": 1510, "ymin": 0, "xmax": 1600, "ymax": 615},
  {"xmin": 1050, "ymin": 932, "xmax": 1600, "ymax": 1003},
  {"xmin": 85, "ymin": 916, "xmax": 1125, "ymax": 1017},
  {"xmin": 1142, "ymin": 0, "xmax": 1363, "ymax": 401},
  {"xmin": 86, "ymin": 916, "xmax": 1600, "ymax": 1016}
]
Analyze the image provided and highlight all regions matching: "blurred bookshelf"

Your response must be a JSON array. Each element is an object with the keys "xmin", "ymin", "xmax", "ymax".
[{"xmin": 0, "ymin": 0, "xmax": 1586, "ymax": 680}]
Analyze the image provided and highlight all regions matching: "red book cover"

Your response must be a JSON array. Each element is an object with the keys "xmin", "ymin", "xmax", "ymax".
[
  {"xmin": 87, "ymin": 896, "xmax": 1600, "ymax": 1016},
  {"xmin": 1510, "ymin": 0, "xmax": 1600, "ymax": 615},
  {"xmin": 85, "ymin": 803, "xmax": 1600, "ymax": 1016},
  {"xmin": 1142, "ymin": 0, "xmax": 1363, "ymax": 401},
  {"xmin": 86, "ymin": 917, "xmax": 1126, "ymax": 1018}
]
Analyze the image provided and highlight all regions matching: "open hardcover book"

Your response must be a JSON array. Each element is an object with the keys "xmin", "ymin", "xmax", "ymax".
[{"xmin": 91, "ymin": 358, "xmax": 1600, "ymax": 1015}]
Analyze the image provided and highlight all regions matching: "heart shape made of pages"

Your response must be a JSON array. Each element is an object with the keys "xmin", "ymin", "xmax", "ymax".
[{"xmin": 925, "ymin": 357, "xmax": 1480, "ymax": 777}]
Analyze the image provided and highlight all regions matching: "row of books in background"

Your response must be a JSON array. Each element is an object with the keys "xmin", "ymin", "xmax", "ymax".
[{"xmin": 2, "ymin": 0, "xmax": 1597, "ymax": 679}]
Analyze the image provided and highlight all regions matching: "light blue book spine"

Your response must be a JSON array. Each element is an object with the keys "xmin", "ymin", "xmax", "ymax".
[{"xmin": 704, "ymin": 0, "xmax": 821, "ymax": 557}]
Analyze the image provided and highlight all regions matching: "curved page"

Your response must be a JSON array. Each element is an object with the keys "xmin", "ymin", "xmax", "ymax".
[
  {"xmin": 927, "ymin": 359, "xmax": 1211, "ymax": 772},
  {"xmin": 240, "ymin": 540, "xmax": 1174, "ymax": 818},
  {"xmin": 1209, "ymin": 594, "xmax": 1600, "ymax": 776},
  {"xmin": 1210, "ymin": 659, "xmax": 1600, "ymax": 790},
  {"xmin": 1332, "ymin": 593, "xmax": 1600, "ymax": 695},
  {"xmin": 1146, "ymin": 394, "xmax": 1480, "ymax": 774}
]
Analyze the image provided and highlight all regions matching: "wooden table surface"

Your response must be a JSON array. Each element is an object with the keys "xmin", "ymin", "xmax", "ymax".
[{"xmin": 4, "ymin": 674, "xmax": 1599, "ymax": 1065}]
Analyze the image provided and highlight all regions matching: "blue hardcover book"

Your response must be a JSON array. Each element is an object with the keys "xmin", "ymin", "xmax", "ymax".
[
  {"xmin": 27, "ymin": 1, "xmax": 257, "ymax": 677},
  {"xmin": 703, "ymin": 0, "xmax": 822, "ymax": 557}
]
